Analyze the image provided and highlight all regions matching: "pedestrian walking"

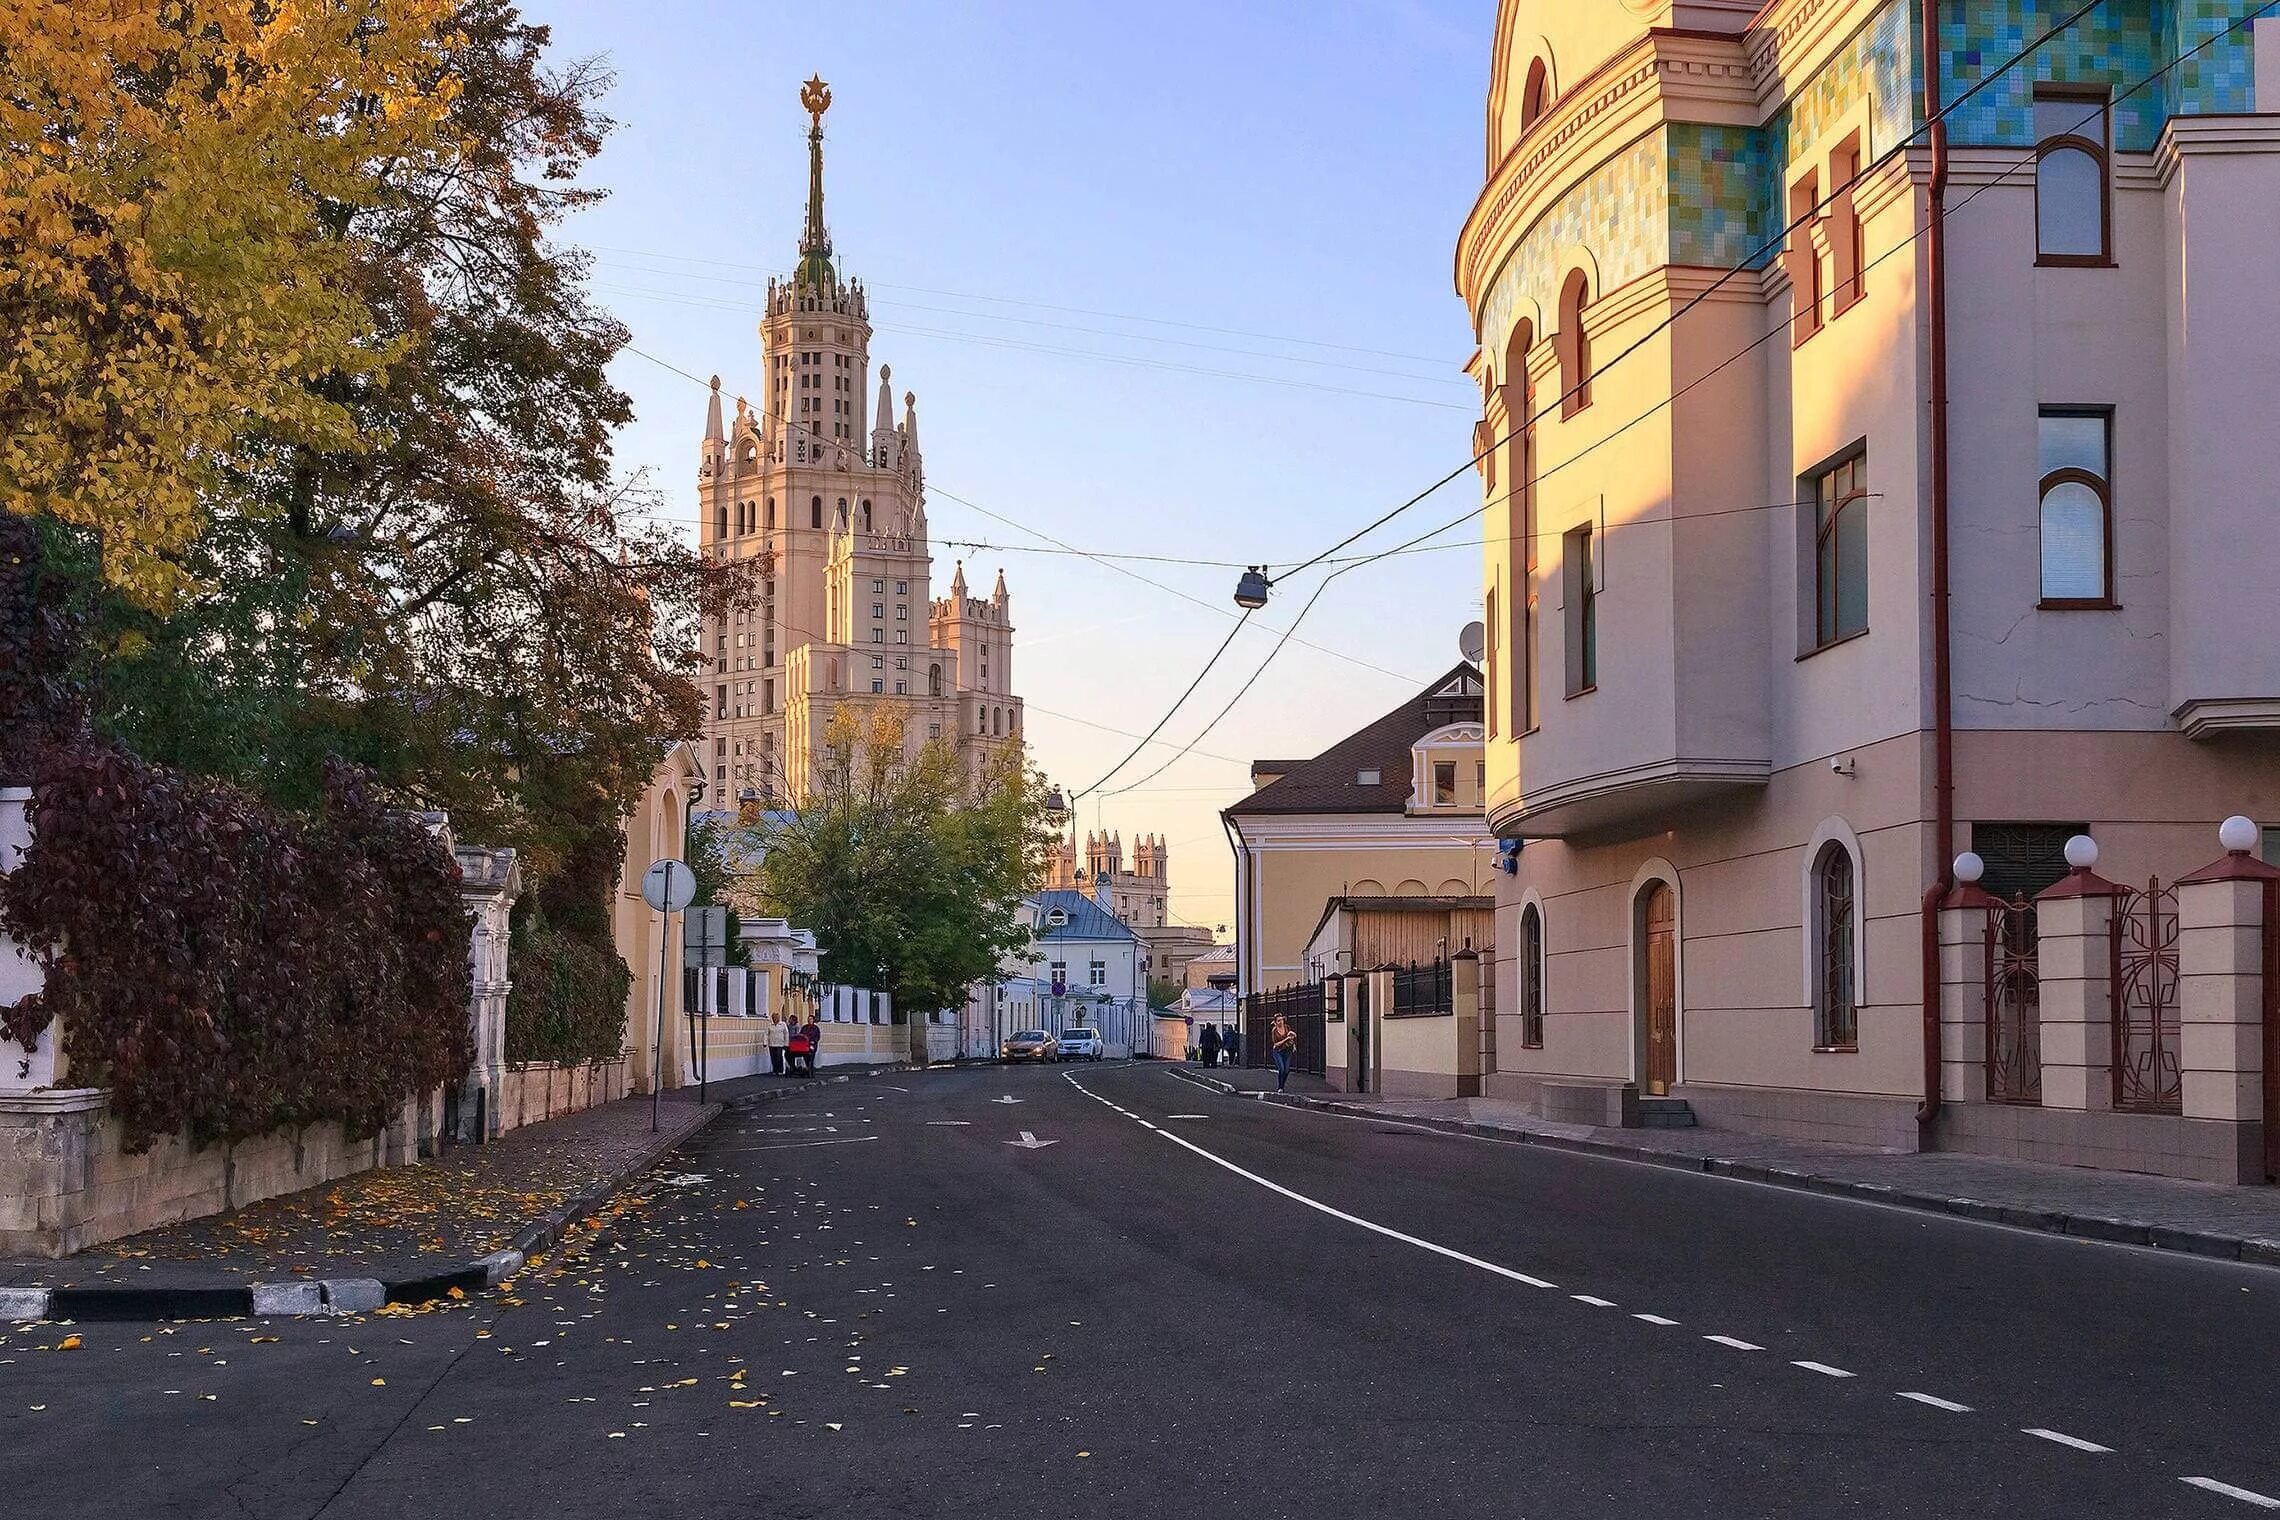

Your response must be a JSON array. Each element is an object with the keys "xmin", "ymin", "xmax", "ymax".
[
  {"xmin": 1270, "ymin": 1013, "xmax": 1298, "ymax": 1092},
  {"xmin": 1199, "ymin": 1020, "xmax": 1221, "ymax": 1069},
  {"xmin": 800, "ymin": 1013, "xmax": 823, "ymax": 1075},
  {"xmin": 766, "ymin": 1011, "xmax": 790, "ymax": 1076},
  {"xmin": 1223, "ymin": 1022, "xmax": 1241, "ymax": 1067}
]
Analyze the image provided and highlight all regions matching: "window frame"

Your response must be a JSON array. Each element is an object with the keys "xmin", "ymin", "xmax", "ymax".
[
  {"xmin": 1802, "ymin": 445, "xmax": 1870, "ymax": 654},
  {"xmin": 2033, "ymin": 85, "xmax": 2114, "ymax": 269},
  {"xmin": 1563, "ymin": 523, "xmax": 1598, "ymax": 698},
  {"xmin": 1556, "ymin": 270, "xmax": 1593, "ymax": 418},
  {"xmin": 1518, "ymin": 901, "xmax": 1545, "ymax": 1049},
  {"xmin": 2036, "ymin": 406, "xmax": 2117, "ymax": 610},
  {"xmin": 1811, "ymin": 840, "xmax": 1860, "ymax": 1052}
]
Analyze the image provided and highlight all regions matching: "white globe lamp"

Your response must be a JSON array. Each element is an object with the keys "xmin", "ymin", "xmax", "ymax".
[
  {"xmin": 2063, "ymin": 834, "xmax": 2098, "ymax": 871},
  {"xmin": 1953, "ymin": 851, "xmax": 1985, "ymax": 885},
  {"xmin": 2219, "ymin": 815, "xmax": 2259, "ymax": 854}
]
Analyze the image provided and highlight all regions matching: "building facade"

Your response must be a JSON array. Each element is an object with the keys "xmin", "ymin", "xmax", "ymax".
[
  {"xmin": 1460, "ymin": 1, "xmax": 2280, "ymax": 1175},
  {"xmin": 697, "ymin": 78, "xmax": 1022, "ymax": 800},
  {"xmin": 1224, "ymin": 664, "xmax": 1496, "ymax": 997},
  {"xmin": 1046, "ymin": 829, "xmax": 1217, "ymax": 989}
]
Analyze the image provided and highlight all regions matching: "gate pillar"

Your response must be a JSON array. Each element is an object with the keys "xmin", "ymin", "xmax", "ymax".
[{"xmin": 2033, "ymin": 844, "xmax": 2126, "ymax": 1113}]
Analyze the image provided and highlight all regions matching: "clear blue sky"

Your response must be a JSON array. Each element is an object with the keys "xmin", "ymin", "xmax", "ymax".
[{"xmin": 541, "ymin": 0, "xmax": 1492, "ymax": 931}]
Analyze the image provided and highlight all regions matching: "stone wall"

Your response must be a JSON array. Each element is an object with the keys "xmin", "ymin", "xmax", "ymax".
[{"xmin": 494, "ymin": 1055, "xmax": 633, "ymax": 1136}]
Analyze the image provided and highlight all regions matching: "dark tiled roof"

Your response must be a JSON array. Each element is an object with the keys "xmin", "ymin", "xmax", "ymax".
[
  {"xmin": 1225, "ymin": 663, "xmax": 1482, "ymax": 818},
  {"xmin": 1030, "ymin": 889, "xmax": 1139, "ymax": 943}
]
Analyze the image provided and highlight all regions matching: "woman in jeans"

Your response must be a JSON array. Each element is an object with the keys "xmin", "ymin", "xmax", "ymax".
[
  {"xmin": 766, "ymin": 1011, "xmax": 790, "ymax": 1076},
  {"xmin": 1270, "ymin": 1014, "xmax": 1298, "ymax": 1092}
]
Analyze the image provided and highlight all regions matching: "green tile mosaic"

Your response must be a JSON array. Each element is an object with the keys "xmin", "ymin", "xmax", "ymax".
[
  {"xmin": 1480, "ymin": 133, "xmax": 1668, "ymax": 367},
  {"xmin": 1669, "ymin": 123, "xmax": 1782, "ymax": 270}
]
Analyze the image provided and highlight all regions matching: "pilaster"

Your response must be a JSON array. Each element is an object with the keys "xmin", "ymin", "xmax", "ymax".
[{"xmin": 2034, "ymin": 869, "xmax": 2127, "ymax": 1112}]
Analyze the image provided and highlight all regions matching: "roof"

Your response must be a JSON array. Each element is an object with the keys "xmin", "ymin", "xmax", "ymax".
[
  {"xmin": 1029, "ymin": 889, "xmax": 1139, "ymax": 943},
  {"xmin": 1225, "ymin": 662, "xmax": 1483, "ymax": 819}
]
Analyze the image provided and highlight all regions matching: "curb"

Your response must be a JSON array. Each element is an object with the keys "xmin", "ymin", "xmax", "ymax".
[
  {"xmin": 1165, "ymin": 1067, "xmax": 2280, "ymax": 1274},
  {"xmin": 1, "ymin": 1059, "xmax": 943, "ymax": 1323}
]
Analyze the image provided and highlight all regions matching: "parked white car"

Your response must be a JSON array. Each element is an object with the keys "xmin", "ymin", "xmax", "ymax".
[{"xmin": 1057, "ymin": 1028, "xmax": 1105, "ymax": 1061}]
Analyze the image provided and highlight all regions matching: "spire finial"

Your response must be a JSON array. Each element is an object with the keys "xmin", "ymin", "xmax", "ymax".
[
  {"xmin": 795, "ymin": 76, "xmax": 836, "ymax": 295},
  {"xmin": 704, "ymin": 375, "xmax": 724, "ymax": 443}
]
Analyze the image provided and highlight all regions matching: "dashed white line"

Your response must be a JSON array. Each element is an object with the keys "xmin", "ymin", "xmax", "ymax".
[
  {"xmin": 2025, "ymin": 1428, "xmax": 2113, "ymax": 1454},
  {"xmin": 1792, "ymin": 1360, "xmax": 1856, "ymax": 1379},
  {"xmin": 1897, "ymin": 1392, "xmax": 1974, "ymax": 1413},
  {"xmin": 1571, "ymin": 1294, "xmax": 1617, "ymax": 1308},
  {"xmin": 1633, "ymin": 1314, "xmax": 1679, "ymax": 1327},
  {"xmin": 1704, "ymin": 1335, "xmax": 1764, "ymax": 1351},
  {"xmin": 1065, "ymin": 1073, "xmax": 1562, "ymax": 1291},
  {"xmin": 2183, "ymin": 1478, "xmax": 2280, "ymax": 1509}
]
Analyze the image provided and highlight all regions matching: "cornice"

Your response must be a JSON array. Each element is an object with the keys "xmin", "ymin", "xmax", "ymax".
[{"xmin": 2155, "ymin": 114, "xmax": 2280, "ymax": 185}]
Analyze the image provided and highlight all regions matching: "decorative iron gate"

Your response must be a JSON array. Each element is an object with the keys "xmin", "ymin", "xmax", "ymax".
[
  {"xmin": 2111, "ymin": 877, "xmax": 2182, "ymax": 1114},
  {"xmin": 1243, "ymin": 981, "xmax": 1326, "ymax": 1077},
  {"xmin": 1983, "ymin": 895, "xmax": 2042, "ymax": 1105}
]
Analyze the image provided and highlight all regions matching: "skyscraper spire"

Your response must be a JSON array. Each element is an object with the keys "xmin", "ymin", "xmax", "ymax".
[
  {"xmin": 795, "ymin": 76, "xmax": 836, "ymax": 296},
  {"xmin": 704, "ymin": 374, "xmax": 724, "ymax": 442}
]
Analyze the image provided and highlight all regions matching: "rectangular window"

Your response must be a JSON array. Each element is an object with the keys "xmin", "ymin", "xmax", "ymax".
[
  {"xmin": 872, "ymin": 578, "xmax": 885, "ymax": 592},
  {"xmin": 763, "ymin": 679, "xmax": 774, "ymax": 714},
  {"xmin": 1786, "ymin": 170, "xmax": 1824, "ymax": 344},
  {"xmin": 895, "ymin": 580, "xmax": 908, "ymax": 595},
  {"xmin": 896, "ymin": 631, "xmax": 908, "ymax": 645},
  {"xmin": 1433, "ymin": 760, "xmax": 1458, "ymax": 806},
  {"xmin": 1808, "ymin": 450, "xmax": 1869, "ymax": 648},
  {"xmin": 1088, "ymin": 961, "xmax": 1107, "ymax": 987},
  {"xmin": 1830, "ymin": 133, "xmax": 1865, "ymax": 313},
  {"xmin": 2038, "ymin": 408, "xmax": 2113, "ymax": 607},
  {"xmin": 894, "ymin": 680, "xmax": 907, "ymax": 695},
  {"xmin": 871, "ymin": 679, "xmax": 884, "ymax": 693},
  {"xmin": 2035, "ymin": 88, "xmax": 2111, "ymax": 265},
  {"xmin": 1485, "ymin": 585, "xmax": 1499, "ymax": 737},
  {"xmin": 715, "ymin": 683, "xmax": 727, "ymax": 721},
  {"xmin": 896, "ymin": 604, "xmax": 908, "ymax": 621},
  {"xmin": 873, "ymin": 629, "xmax": 883, "ymax": 643},
  {"xmin": 872, "ymin": 602, "xmax": 884, "ymax": 619},
  {"xmin": 1562, "ymin": 525, "xmax": 1597, "ymax": 696},
  {"xmin": 1475, "ymin": 760, "xmax": 1486, "ymax": 801},
  {"xmin": 870, "ymin": 654, "xmax": 884, "ymax": 670}
]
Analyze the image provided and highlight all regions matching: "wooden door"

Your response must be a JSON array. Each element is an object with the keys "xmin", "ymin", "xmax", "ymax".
[{"xmin": 1641, "ymin": 883, "xmax": 1677, "ymax": 1096}]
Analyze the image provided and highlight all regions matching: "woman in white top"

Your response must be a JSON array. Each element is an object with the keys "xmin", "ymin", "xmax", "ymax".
[{"xmin": 766, "ymin": 1011, "xmax": 791, "ymax": 1076}]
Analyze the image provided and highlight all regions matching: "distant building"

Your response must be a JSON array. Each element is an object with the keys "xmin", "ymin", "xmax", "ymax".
[
  {"xmin": 1223, "ymin": 664, "xmax": 1495, "ymax": 996},
  {"xmin": 695, "ymin": 79, "xmax": 1021, "ymax": 801},
  {"xmin": 1047, "ymin": 829, "xmax": 1218, "ymax": 992}
]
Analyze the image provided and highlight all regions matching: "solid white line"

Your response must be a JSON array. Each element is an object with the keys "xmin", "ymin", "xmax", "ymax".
[
  {"xmin": 1571, "ymin": 1294, "xmax": 1617, "ymax": 1308},
  {"xmin": 1140, "ymin": 1121, "xmax": 1160, "ymax": 1131},
  {"xmin": 1065, "ymin": 1073, "xmax": 1562, "ymax": 1291},
  {"xmin": 2024, "ymin": 1428, "xmax": 2113, "ymax": 1454},
  {"xmin": 1633, "ymin": 1314, "xmax": 1679, "ymax": 1326},
  {"xmin": 1792, "ymin": 1360, "xmax": 1855, "ymax": 1379},
  {"xmin": 1896, "ymin": 1391, "xmax": 1974, "ymax": 1413},
  {"xmin": 2183, "ymin": 1478, "xmax": 2280, "ymax": 1509},
  {"xmin": 1166, "ymin": 1114, "xmax": 1210, "ymax": 1120},
  {"xmin": 1704, "ymin": 1335, "xmax": 1764, "ymax": 1351}
]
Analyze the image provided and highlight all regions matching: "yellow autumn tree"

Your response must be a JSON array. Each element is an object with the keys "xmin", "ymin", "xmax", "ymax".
[{"xmin": 0, "ymin": 0, "xmax": 460, "ymax": 605}]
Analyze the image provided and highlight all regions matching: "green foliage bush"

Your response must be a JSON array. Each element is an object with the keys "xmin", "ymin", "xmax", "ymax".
[{"xmin": 504, "ymin": 910, "xmax": 632, "ymax": 1067}]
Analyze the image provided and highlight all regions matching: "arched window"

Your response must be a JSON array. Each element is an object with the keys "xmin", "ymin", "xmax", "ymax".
[
  {"xmin": 765, "ymin": 498, "xmax": 776, "ymax": 530},
  {"xmin": 2038, "ymin": 409, "xmax": 2112, "ymax": 606},
  {"xmin": 1813, "ymin": 842, "xmax": 1858, "ymax": 1049},
  {"xmin": 1502, "ymin": 318, "xmax": 1539, "ymax": 733},
  {"xmin": 811, "ymin": 495, "xmax": 823, "ymax": 529},
  {"xmin": 928, "ymin": 663, "xmax": 942, "ymax": 698},
  {"xmin": 715, "ymin": 503, "xmax": 728, "ymax": 540},
  {"xmin": 1519, "ymin": 902, "xmax": 1545, "ymax": 1048},
  {"xmin": 1556, "ymin": 269, "xmax": 1592, "ymax": 418},
  {"xmin": 860, "ymin": 498, "xmax": 872, "ymax": 532},
  {"xmin": 1521, "ymin": 58, "xmax": 1550, "ymax": 132},
  {"xmin": 2034, "ymin": 88, "xmax": 2109, "ymax": 264}
]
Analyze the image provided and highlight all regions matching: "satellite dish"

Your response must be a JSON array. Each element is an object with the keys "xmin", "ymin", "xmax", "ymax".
[{"xmin": 1459, "ymin": 621, "xmax": 1486, "ymax": 663}]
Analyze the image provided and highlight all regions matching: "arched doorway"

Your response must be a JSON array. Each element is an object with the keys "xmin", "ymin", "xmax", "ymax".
[{"xmin": 1636, "ymin": 880, "xmax": 1678, "ymax": 1095}]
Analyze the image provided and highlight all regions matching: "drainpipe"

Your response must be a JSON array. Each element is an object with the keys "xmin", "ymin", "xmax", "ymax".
[
  {"xmin": 1220, "ymin": 809, "xmax": 1249, "ymax": 995},
  {"xmin": 1918, "ymin": 0, "xmax": 1956, "ymax": 1133}
]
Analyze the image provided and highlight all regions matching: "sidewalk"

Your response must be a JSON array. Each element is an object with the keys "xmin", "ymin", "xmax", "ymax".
[{"xmin": 1175, "ymin": 1065, "xmax": 2280, "ymax": 1268}]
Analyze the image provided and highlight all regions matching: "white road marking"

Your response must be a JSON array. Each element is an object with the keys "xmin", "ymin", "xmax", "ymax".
[
  {"xmin": 1792, "ymin": 1361, "xmax": 1855, "ymax": 1379},
  {"xmin": 1140, "ymin": 1121, "xmax": 1160, "ymax": 1131},
  {"xmin": 1065, "ymin": 1073, "xmax": 1560, "ymax": 1291},
  {"xmin": 706, "ymin": 1137, "xmax": 882, "ymax": 1154},
  {"xmin": 1571, "ymin": 1295, "xmax": 1617, "ymax": 1308},
  {"xmin": 993, "ymin": 1096, "xmax": 1024, "ymax": 1105},
  {"xmin": 2024, "ymin": 1428, "xmax": 2113, "ymax": 1454},
  {"xmin": 2182, "ymin": 1478, "xmax": 2280, "ymax": 1509},
  {"xmin": 1166, "ymin": 1114, "xmax": 1210, "ymax": 1120},
  {"xmin": 926, "ymin": 1121, "xmax": 972, "ymax": 1127},
  {"xmin": 1704, "ymin": 1335, "xmax": 1764, "ymax": 1351},
  {"xmin": 1896, "ymin": 1392, "xmax": 1973, "ymax": 1413},
  {"xmin": 1633, "ymin": 1314, "xmax": 1679, "ymax": 1327},
  {"xmin": 1004, "ymin": 1131, "xmax": 1060, "ymax": 1150}
]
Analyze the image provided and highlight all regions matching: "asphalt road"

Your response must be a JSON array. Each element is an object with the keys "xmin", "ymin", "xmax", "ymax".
[{"xmin": 10, "ymin": 1060, "xmax": 2280, "ymax": 1518}]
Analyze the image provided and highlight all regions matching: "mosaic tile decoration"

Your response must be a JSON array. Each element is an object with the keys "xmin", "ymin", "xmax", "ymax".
[
  {"xmin": 1668, "ymin": 123, "xmax": 1783, "ymax": 269},
  {"xmin": 1781, "ymin": 0, "xmax": 1918, "ymax": 164},
  {"xmin": 1479, "ymin": 133, "xmax": 1668, "ymax": 368},
  {"xmin": 2166, "ymin": 0, "xmax": 2259, "ymax": 116}
]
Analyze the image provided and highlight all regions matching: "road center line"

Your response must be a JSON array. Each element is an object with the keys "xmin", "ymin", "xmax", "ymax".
[
  {"xmin": 1066, "ymin": 1073, "xmax": 1561, "ymax": 1292},
  {"xmin": 2183, "ymin": 1477, "xmax": 2280, "ymax": 1509},
  {"xmin": 1792, "ymin": 1360, "xmax": 1855, "ymax": 1378},
  {"xmin": 1897, "ymin": 1391, "xmax": 1974, "ymax": 1413},
  {"xmin": 1571, "ymin": 1294, "xmax": 1617, "ymax": 1307},
  {"xmin": 1704, "ymin": 1335, "xmax": 1764, "ymax": 1351},
  {"xmin": 2025, "ymin": 1428, "xmax": 2113, "ymax": 1454},
  {"xmin": 1633, "ymin": 1314, "xmax": 1679, "ymax": 1326}
]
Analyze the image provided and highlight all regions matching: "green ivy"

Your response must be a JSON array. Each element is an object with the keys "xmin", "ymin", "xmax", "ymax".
[{"xmin": 504, "ymin": 910, "xmax": 632, "ymax": 1067}]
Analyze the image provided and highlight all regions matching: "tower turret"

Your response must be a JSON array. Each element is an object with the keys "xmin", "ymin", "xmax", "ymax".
[{"xmin": 794, "ymin": 76, "xmax": 837, "ymax": 300}]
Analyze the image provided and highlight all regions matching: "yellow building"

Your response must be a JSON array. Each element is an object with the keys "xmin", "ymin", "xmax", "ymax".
[
  {"xmin": 696, "ymin": 78, "xmax": 1021, "ymax": 801},
  {"xmin": 1223, "ymin": 664, "xmax": 1495, "ymax": 996}
]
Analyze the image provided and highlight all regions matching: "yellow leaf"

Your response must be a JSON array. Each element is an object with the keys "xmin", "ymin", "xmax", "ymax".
[
  {"xmin": 371, "ymin": 1378, "xmax": 386, "ymax": 1387},
  {"xmin": 56, "ymin": 1336, "xmax": 81, "ymax": 1351}
]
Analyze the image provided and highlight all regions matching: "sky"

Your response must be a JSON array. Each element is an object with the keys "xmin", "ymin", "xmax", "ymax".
[{"xmin": 539, "ymin": 0, "xmax": 1494, "ymax": 932}]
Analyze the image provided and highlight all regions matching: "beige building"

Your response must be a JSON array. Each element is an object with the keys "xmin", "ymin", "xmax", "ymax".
[
  {"xmin": 1046, "ymin": 829, "xmax": 1216, "ymax": 989},
  {"xmin": 1224, "ymin": 664, "xmax": 1496, "ymax": 996},
  {"xmin": 1461, "ymin": 1, "xmax": 2280, "ymax": 1176},
  {"xmin": 698, "ymin": 78, "xmax": 1021, "ymax": 800}
]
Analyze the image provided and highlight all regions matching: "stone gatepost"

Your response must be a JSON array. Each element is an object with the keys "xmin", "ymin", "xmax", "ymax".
[
  {"xmin": 2033, "ymin": 837, "xmax": 2125, "ymax": 1112},
  {"xmin": 2176, "ymin": 819, "xmax": 2280, "ymax": 1129},
  {"xmin": 454, "ymin": 846, "xmax": 521, "ymax": 1142},
  {"xmin": 1939, "ymin": 859, "xmax": 1999, "ymax": 1106},
  {"xmin": 1452, "ymin": 950, "xmax": 1482, "ymax": 1099}
]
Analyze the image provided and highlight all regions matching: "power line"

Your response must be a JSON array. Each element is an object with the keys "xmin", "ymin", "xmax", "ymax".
[
  {"xmin": 1266, "ymin": 0, "xmax": 2119, "ymax": 584},
  {"xmin": 1069, "ymin": 609, "xmax": 1256, "ymax": 801}
]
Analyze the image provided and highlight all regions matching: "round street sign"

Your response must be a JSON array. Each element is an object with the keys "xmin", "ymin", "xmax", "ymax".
[{"xmin": 641, "ymin": 858, "xmax": 697, "ymax": 913}]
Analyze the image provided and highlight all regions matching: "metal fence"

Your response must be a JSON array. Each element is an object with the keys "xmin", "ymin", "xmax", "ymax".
[
  {"xmin": 1243, "ymin": 981, "xmax": 1326, "ymax": 1077},
  {"xmin": 2111, "ymin": 877, "xmax": 2182, "ymax": 1114},
  {"xmin": 1982, "ymin": 896, "xmax": 2042, "ymax": 1105},
  {"xmin": 1389, "ymin": 960, "xmax": 1452, "ymax": 1017}
]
